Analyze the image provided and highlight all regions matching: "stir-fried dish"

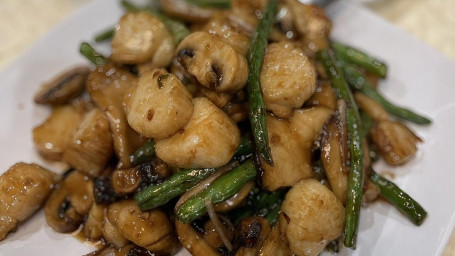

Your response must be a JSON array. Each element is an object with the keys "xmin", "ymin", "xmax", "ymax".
[{"xmin": 0, "ymin": 0, "xmax": 431, "ymax": 255}]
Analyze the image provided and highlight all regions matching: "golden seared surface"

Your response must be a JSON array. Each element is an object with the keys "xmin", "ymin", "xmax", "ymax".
[
  {"xmin": 111, "ymin": 11, "xmax": 175, "ymax": 65},
  {"xmin": 280, "ymin": 179, "xmax": 345, "ymax": 256},
  {"xmin": 127, "ymin": 69, "xmax": 194, "ymax": 139},
  {"xmin": 261, "ymin": 107, "xmax": 332, "ymax": 191},
  {"xmin": 261, "ymin": 42, "xmax": 316, "ymax": 118},
  {"xmin": 156, "ymin": 97, "xmax": 240, "ymax": 168},
  {"xmin": 0, "ymin": 163, "xmax": 57, "ymax": 241}
]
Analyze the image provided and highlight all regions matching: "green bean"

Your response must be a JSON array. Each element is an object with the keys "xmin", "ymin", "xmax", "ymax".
[
  {"xmin": 229, "ymin": 186, "xmax": 285, "ymax": 226},
  {"xmin": 129, "ymin": 140, "xmax": 156, "ymax": 166},
  {"xmin": 246, "ymin": 0, "xmax": 279, "ymax": 166},
  {"xmin": 185, "ymin": 0, "xmax": 230, "ymax": 8},
  {"xmin": 176, "ymin": 159, "xmax": 257, "ymax": 223},
  {"xmin": 120, "ymin": 0, "xmax": 190, "ymax": 43},
  {"xmin": 332, "ymin": 41, "xmax": 387, "ymax": 78},
  {"xmin": 94, "ymin": 27, "xmax": 115, "ymax": 42},
  {"xmin": 318, "ymin": 49, "xmax": 364, "ymax": 249},
  {"xmin": 235, "ymin": 134, "xmax": 253, "ymax": 157},
  {"xmin": 342, "ymin": 64, "xmax": 431, "ymax": 125},
  {"xmin": 79, "ymin": 42, "xmax": 106, "ymax": 66},
  {"xmin": 369, "ymin": 171, "xmax": 427, "ymax": 225},
  {"xmin": 135, "ymin": 167, "xmax": 216, "ymax": 211}
]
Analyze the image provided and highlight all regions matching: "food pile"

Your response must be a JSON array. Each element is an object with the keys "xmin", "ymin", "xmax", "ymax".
[{"xmin": 0, "ymin": 0, "xmax": 430, "ymax": 255}]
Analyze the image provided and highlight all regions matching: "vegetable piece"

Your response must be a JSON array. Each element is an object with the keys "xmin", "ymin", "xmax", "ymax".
[
  {"xmin": 79, "ymin": 42, "xmax": 106, "ymax": 66},
  {"xmin": 318, "ymin": 49, "xmax": 364, "ymax": 248},
  {"xmin": 176, "ymin": 159, "xmax": 257, "ymax": 223},
  {"xmin": 136, "ymin": 167, "xmax": 217, "ymax": 211},
  {"xmin": 45, "ymin": 171, "xmax": 94, "ymax": 233},
  {"xmin": 87, "ymin": 62, "xmax": 145, "ymax": 168},
  {"xmin": 130, "ymin": 140, "xmax": 156, "ymax": 166},
  {"xmin": 235, "ymin": 134, "xmax": 253, "ymax": 157},
  {"xmin": 369, "ymin": 171, "xmax": 427, "ymax": 225},
  {"xmin": 34, "ymin": 66, "xmax": 90, "ymax": 105},
  {"xmin": 177, "ymin": 32, "xmax": 249, "ymax": 93},
  {"xmin": 175, "ymin": 220, "xmax": 220, "ymax": 256},
  {"xmin": 332, "ymin": 41, "xmax": 388, "ymax": 78},
  {"xmin": 186, "ymin": 0, "xmax": 231, "ymax": 8},
  {"xmin": 94, "ymin": 27, "xmax": 115, "ymax": 42},
  {"xmin": 246, "ymin": 0, "xmax": 279, "ymax": 165},
  {"xmin": 0, "ymin": 163, "xmax": 57, "ymax": 241},
  {"xmin": 107, "ymin": 200, "xmax": 180, "ymax": 254},
  {"xmin": 32, "ymin": 102, "xmax": 86, "ymax": 161},
  {"xmin": 342, "ymin": 64, "xmax": 431, "ymax": 125},
  {"xmin": 371, "ymin": 120, "xmax": 422, "ymax": 166}
]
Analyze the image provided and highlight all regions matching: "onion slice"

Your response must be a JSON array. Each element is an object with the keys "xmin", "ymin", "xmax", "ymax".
[{"xmin": 205, "ymin": 199, "xmax": 233, "ymax": 251}]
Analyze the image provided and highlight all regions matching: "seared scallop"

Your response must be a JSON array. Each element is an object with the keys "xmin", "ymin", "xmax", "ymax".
[
  {"xmin": 155, "ymin": 97, "xmax": 240, "ymax": 168},
  {"xmin": 33, "ymin": 102, "xmax": 87, "ymax": 161},
  {"xmin": 0, "ymin": 163, "xmax": 57, "ymax": 241},
  {"xmin": 280, "ymin": 179, "xmax": 345, "ymax": 256},
  {"xmin": 261, "ymin": 42, "xmax": 317, "ymax": 118},
  {"xmin": 111, "ymin": 12, "xmax": 175, "ymax": 66},
  {"xmin": 261, "ymin": 107, "xmax": 332, "ymax": 191},
  {"xmin": 126, "ymin": 69, "xmax": 194, "ymax": 139},
  {"xmin": 63, "ymin": 109, "xmax": 113, "ymax": 177}
]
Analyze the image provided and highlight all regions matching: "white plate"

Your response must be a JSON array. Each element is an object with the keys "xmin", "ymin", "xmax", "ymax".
[{"xmin": 1, "ymin": 0, "xmax": 455, "ymax": 255}]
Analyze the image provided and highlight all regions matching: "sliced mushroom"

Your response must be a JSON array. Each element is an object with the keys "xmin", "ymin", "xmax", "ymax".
[
  {"xmin": 321, "ymin": 113, "xmax": 349, "ymax": 205},
  {"xmin": 111, "ymin": 12, "xmax": 175, "ymax": 66},
  {"xmin": 175, "ymin": 220, "xmax": 219, "ymax": 256},
  {"xmin": 304, "ymin": 80, "xmax": 337, "ymax": 110},
  {"xmin": 161, "ymin": 0, "xmax": 216, "ymax": 22},
  {"xmin": 87, "ymin": 62, "xmax": 146, "ymax": 168},
  {"xmin": 280, "ymin": 179, "xmax": 345, "ymax": 256},
  {"xmin": 33, "ymin": 101, "xmax": 87, "ymax": 161},
  {"xmin": 285, "ymin": 0, "xmax": 332, "ymax": 54},
  {"xmin": 234, "ymin": 216, "xmax": 271, "ymax": 256},
  {"xmin": 45, "ymin": 171, "xmax": 94, "ymax": 233},
  {"xmin": 223, "ymin": 102, "xmax": 249, "ymax": 123},
  {"xmin": 0, "ymin": 163, "xmax": 57, "ymax": 241},
  {"xmin": 261, "ymin": 42, "xmax": 317, "ymax": 118},
  {"xmin": 111, "ymin": 158, "xmax": 170, "ymax": 195},
  {"xmin": 83, "ymin": 203, "xmax": 105, "ymax": 240},
  {"xmin": 177, "ymin": 32, "xmax": 249, "ymax": 93},
  {"xmin": 63, "ymin": 108, "xmax": 113, "ymax": 177},
  {"xmin": 155, "ymin": 97, "xmax": 240, "ymax": 168},
  {"xmin": 102, "ymin": 215, "xmax": 129, "ymax": 248},
  {"xmin": 261, "ymin": 107, "xmax": 332, "ymax": 191},
  {"xmin": 371, "ymin": 120, "xmax": 422, "ymax": 165},
  {"xmin": 202, "ymin": 12, "xmax": 251, "ymax": 56},
  {"xmin": 257, "ymin": 214, "xmax": 292, "ymax": 256},
  {"xmin": 126, "ymin": 69, "xmax": 194, "ymax": 139},
  {"xmin": 203, "ymin": 218, "xmax": 235, "ymax": 251},
  {"xmin": 34, "ymin": 66, "xmax": 90, "ymax": 105},
  {"xmin": 198, "ymin": 86, "xmax": 232, "ymax": 108},
  {"xmin": 354, "ymin": 92, "xmax": 389, "ymax": 122},
  {"xmin": 214, "ymin": 181, "xmax": 254, "ymax": 213},
  {"xmin": 107, "ymin": 200, "xmax": 180, "ymax": 254}
]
